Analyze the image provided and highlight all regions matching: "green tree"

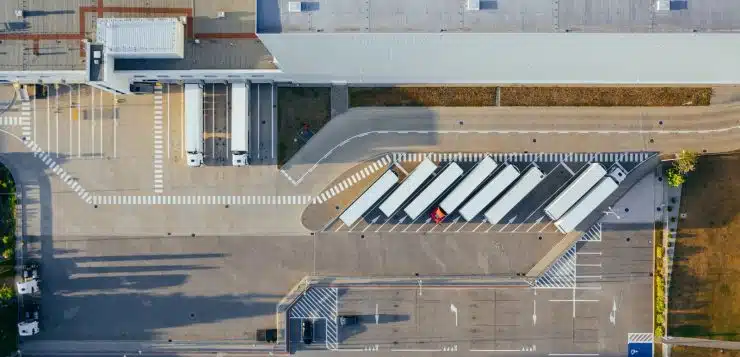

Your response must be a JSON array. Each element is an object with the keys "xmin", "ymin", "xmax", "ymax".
[
  {"xmin": 2, "ymin": 248, "xmax": 12, "ymax": 261},
  {"xmin": 674, "ymin": 150, "xmax": 699, "ymax": 175},
  {"xmin": 0, "ymin": 286, "xmax": 13, "ymax": 301},
  {"xmin": 666, "ymin": 168, "xmax": 685, "ymax": 187}
]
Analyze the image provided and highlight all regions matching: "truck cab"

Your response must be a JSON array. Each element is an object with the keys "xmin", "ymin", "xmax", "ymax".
[
  {"xmin": 18, "ymin": 301, "xmax": 40, "ymax": 337},
  {"xmin": 186, "ymin": 152, "xmax": 204, "ymax": 167},
  {"xmin": 17, "ymin": 263, "xmax": 40, "ymax": 296},
  {"xmin": 430, "ymin": 207, "xmax": 447, "ymax": 224}
]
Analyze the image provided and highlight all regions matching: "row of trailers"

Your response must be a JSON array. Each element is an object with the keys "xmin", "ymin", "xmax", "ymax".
[
  {"xmin": 338, "ymin": 156, "xmax": 626, "ymax": 234},
  {"xmin": 184, "ymin": 83, "xmax": 250, "ymax": 167}
]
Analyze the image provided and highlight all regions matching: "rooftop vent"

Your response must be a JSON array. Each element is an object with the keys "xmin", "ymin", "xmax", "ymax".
[{"xmin": 288, "ymin": 2, "xmax": 303, "ymax": 12}]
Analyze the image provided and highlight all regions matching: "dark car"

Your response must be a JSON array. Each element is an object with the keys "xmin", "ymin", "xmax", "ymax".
[
  {"xmin": 301, "ymin": 319, "xmax": 313, "ymax": 345},
  {"xmin": 256, "ymin": 328, "xmax": 277, "ymax": 343},
  {"xmin": 339, "ymin": 315, "xmax": 360, "ymax": 326},
  {"xmin": 129, "ymin": 82, "xmax": 155, "ymax": 95}
]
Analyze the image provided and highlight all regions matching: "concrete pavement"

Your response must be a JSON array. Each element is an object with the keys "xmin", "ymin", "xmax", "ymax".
[{"xmin": 282, "ymin": 105, "xmax": 740, "ymax": 197}]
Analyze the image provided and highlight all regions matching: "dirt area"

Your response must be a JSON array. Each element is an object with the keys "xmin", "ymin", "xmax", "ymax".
[
  {"xmin": 276, "ymin": 86, "xmax": 331, "ymax": 166},
  {"xmin": 668, "ymin": 153, "xmax": 740, "ymax": 340},
  {"xmin": 500, "ymin": 87, "xmax": 712, "ymax": 106},
  {"xmin": 348, "ymin": 86, "xmax": 712, "ymax": 107},
  {"xmin": 349, "ymin": 87, "xmax": 497, "ymax": 107},
  {"xmin": 671, "ymin": 346, "xmax": 740, "ymax": 357}
]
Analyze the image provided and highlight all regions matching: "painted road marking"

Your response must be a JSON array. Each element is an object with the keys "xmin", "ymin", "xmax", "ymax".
[{"xmin": 153, "ymin": 84, "xmax": 164, "ymax": 194}]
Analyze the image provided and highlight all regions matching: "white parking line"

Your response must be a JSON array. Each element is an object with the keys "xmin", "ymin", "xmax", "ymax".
[
  {"xmin": 55, "ymin": 85, "xmax": 59, "ymax": 157},
  {"xmin": 471, "ymin": 350, "xmax": 521, "ymax": 353},
  {"xmin": 576, "ymin": 263, "xmax": 602, "ymax": 267},
  {"xmin": 415, "ymin": 217, "xmax": 431, "ymax": 232},
  {"xmin": 548, "ymin": 299, "xmax": 600, "ymax": 302},
  {"xmin": 388, "ymin": 216, "xmax": 406, "ymax": 232},
  {"xmin": 455, "ymin": 221, "xmax": 468, "ymax": 233},
  {"xmin": 443, "ymin": 216, "xmax": 459, "ymax": 232},
  {"xmin": 576, "ymin": 252, "xmax": 602, "ymax": 256},
  {"xmin": 113, "ymin": 92, "xmax": 117, "ymax": 158},
  {"xmin": 472, "ymin": 219, "xmax": 487, "ymax": 232},
  {"xmin": 548, "ymin": 354, "xmax": 599, "ymax": 356},
  {"xmin": 46, "ymin": 85, "xmax": 50, "ymax": 152},
  {"xmin": 167, "ymin": 83, "xmax": 171, "ymax": 159},
  {"xmin": 99, "ymin": 85, "xmax": 103, "ymax": 158}
]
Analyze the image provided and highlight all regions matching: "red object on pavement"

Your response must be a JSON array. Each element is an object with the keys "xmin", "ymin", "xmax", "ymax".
[{"xmin": 431, "ymin": 207, "xmax": 446, "ymax": 224}]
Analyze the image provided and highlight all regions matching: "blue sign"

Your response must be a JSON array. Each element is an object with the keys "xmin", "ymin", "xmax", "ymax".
[{"xmin": 627, "ymin": 342, "xmax": 653, "ymax": 357}]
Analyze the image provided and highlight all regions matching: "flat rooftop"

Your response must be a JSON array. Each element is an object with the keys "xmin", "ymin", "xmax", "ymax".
[
  {"xmin": 0, "ymin": 0, "xmax": 274, "ymax": 72},
  {"xmin": 258, "ymin": 0, "xmax": 740, "ymax": 33}
]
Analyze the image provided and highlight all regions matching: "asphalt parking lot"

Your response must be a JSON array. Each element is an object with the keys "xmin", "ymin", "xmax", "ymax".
[
  {"xmin": 318, "ymin": 152, "xmax": 652, "ymax": 234},
  {"xmin": 288, "ymin": 222, "xmax": 654, "ymax": 356}
]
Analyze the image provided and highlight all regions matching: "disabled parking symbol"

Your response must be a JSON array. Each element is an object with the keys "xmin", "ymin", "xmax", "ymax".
[{"xmin": 627, "ymin": 342, "xmax": 653, "ymax": 357}]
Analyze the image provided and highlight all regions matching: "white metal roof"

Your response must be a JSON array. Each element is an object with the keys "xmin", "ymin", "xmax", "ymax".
[
  {"xmin": 97, "ymin": 18, "xmax": 185, "ymax": 59},
  {"xmin": 259, "ymin": 33, "xmax": 740, "ymax": 84}
]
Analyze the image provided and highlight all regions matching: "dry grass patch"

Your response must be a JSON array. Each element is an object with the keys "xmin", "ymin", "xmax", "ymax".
[
  {"xmin": 668, "ymin": 153, "xmax": 740, "ymax": 340},
  {"xmin": 277, "ymin": 87, "xmax": 331, "ymax": 166},
  {"xmin": 672, "ymin": 346, "xmax": 740, "ymax": 357},
  {"xmin": 349, "ymin": 87, "xmax": 497, "ymax": 107},
  {"xmin": 500, "ymin": 87, "xmax": 712, "ymax": 106}
]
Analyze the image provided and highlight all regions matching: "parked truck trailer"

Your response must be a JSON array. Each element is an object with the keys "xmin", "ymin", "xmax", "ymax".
[
  {"xmin": 404, "ymin": 162, "xmax": 464, "ymax": 221},
  {"xmin": 458, "ymin": 164, "xmax": 520, "ymax": 222},
  {"xmin": 544, "ymin": 163, "xmax": 606, "ymax": 220},
  {"xmin": 231, "ymin": 82, "xmax": 250, "ymax": 166},
  {"xmin": 554, "ymin": 176, "xmax": 619, "ymax": 234},
  {"xmin": 184, "ymin": 83, "xmax": 204, "ymax": 167},
  {"xmin": 484, "ymin": 165, "xmax": 545, "ymax": 225}
]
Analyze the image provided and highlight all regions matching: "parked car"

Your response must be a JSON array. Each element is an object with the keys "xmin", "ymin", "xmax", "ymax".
[
  {"xmin": 129, "ymin": 82, "xmax": 155, "ymax": 95},
  {"xmin": 301, "ymin": 319, "xmax": 313, "ymax": 345},
  {"xmin": 256, "ymin": 328, "xmax": 277, "ymax": 343},
  {"xmin": 339, "ymin": 315, "xmax": 360, "ymax": 326}
]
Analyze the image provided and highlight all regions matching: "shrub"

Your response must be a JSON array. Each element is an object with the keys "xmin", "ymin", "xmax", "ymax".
[
  {"xmin": 0, "ymin": 286, "xmax": 13, "ymax": 301},
  {"xmin": 2, "ymin": 248, "xmax": 12, "ymax": 261},
  {"xmin": 655, "ymin": 325, "xmax": 664, "ymax": 338},
  {"xmin": 674, "ymin": 150, "xmax": 699, "ymax": 174},
  {"xmin": 655, "ymin": 313, "xmax": 665, "ymax": 326},
  {"xmin": 666, "ymin": 167, "xmax": 685, "ymax": 187}
]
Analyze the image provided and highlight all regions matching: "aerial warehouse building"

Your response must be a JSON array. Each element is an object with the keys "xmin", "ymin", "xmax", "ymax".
[
  {"xmin": 404, "ymin": 162, "xmax": 464, "ymax": 220},
  {"xmin": 459, "ymin": 164, "xmax": 520, "ymax": 222},
  {"xmin": 379, "ymin": 158, "xmax": 438, "ymax": 217},
  {"xmin": 544, "ymin": 163, "xmax": 607, "ymax": 220},
  {"xmin": 184, "ymin": 83, "xmax": 204, "ymax": 167},
  {"xmin": 438, "ymin": 156, "xmax": 498, "ymax": 216},
  {"xmin": 484, "ymin": 165, "xmax": 545, "ymax": 225},
  {"xmin": 554, "ymin": 176, "xmax": 619, "ymax": 234},
  {"xmin": 339, "ymin": 170, "xmax": 399, "ymax": 227},
  {"xmin": 231, "ymin": 82, "xmax": 250, "ymax": 166}
]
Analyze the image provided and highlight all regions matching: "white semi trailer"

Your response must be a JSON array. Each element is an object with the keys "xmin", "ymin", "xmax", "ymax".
[
  {"xmin": 184, "ymin": 83, "xmax": 204, "ymax": 167},
  {"xmin": 231, "ymin": 82, "xmax": 250, "ymax": 166}
]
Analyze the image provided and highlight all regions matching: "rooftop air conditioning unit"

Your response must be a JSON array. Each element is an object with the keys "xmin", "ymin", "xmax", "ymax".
[
  {"xmin": 467, "ymin": 0, "xmax": 480, "ymax": 10},
  {"xmin": 655, "ymin": 0, "xmax": 670, "ymax": 11},
  {"xmin": 288, "ymin": 2, "xmax": 303, "ymax": 12}
]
